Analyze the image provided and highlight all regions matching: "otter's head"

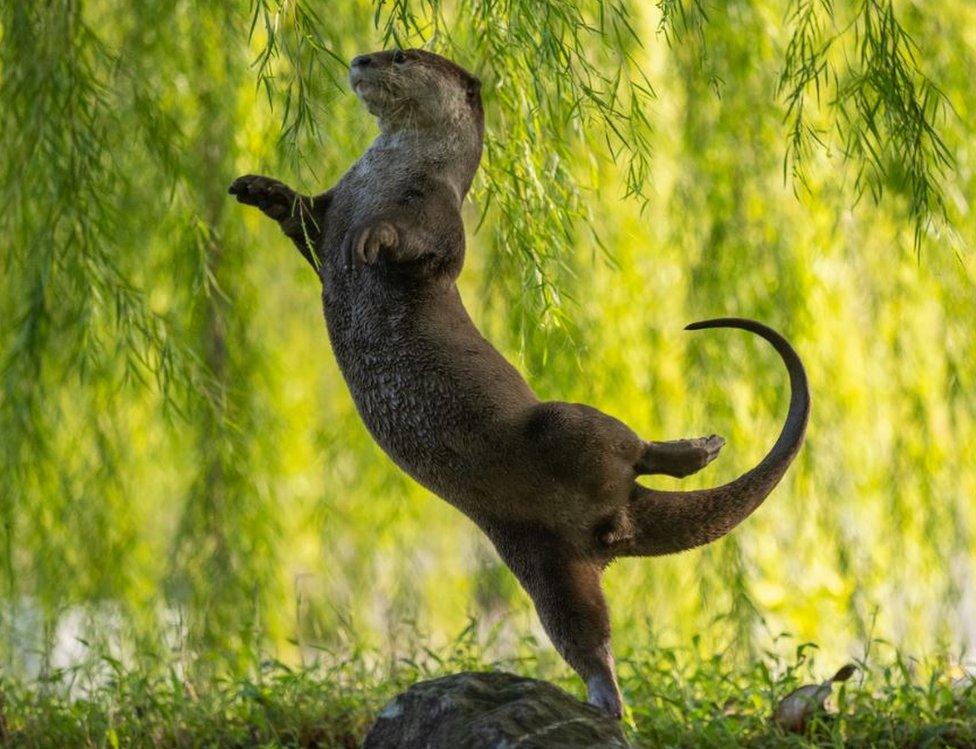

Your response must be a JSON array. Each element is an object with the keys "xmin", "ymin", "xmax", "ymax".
[{"xmin": 348, "ymin": 49, "xmax": 483, "ymax": 135}]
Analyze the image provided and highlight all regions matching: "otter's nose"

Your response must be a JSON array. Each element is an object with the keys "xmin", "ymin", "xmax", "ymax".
[{"xmin": 351, "ymin": 54, "xmax": 372, "ymax": 68}]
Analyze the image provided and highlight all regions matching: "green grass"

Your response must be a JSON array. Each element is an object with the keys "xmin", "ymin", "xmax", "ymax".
[{"xmin": 2, "ymin": 640, "xmax": 974, "ymax": 748}]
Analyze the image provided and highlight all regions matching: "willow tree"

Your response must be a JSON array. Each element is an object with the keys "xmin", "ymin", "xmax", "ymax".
[{"xmin": 1, "ymin": 0, "xmax": 973, "ymax": 678}]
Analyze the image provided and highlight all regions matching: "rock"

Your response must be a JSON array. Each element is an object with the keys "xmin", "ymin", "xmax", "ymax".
[{"xmin": 363, "ymin": 671, "xmax": 629, "ymax": 749}]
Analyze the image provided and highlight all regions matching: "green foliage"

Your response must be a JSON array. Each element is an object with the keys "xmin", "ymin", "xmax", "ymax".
[
  {"xmin": 779, "ymin": 0, "xmax": 955, "ymax": 253},
  {"xmin": 2, "ymin": 636, "xmax": 974, "ymax": 747},
  {"xmin": 0, "ymin": 0, "xmax": 975, "ymax": 724}
]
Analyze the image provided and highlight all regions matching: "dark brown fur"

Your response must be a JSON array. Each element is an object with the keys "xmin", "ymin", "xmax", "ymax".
[{"xmin": 229, "ymin": 49, "xmax": 810, "ymax": 717}]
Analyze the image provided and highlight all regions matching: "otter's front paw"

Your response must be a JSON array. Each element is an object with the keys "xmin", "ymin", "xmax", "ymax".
[
  {"xmin": 345, "ymin": 221, "xmax": 398, "ymax": 268},
  {"xmin": 229, "ymin": 174, "xmax": 295, "ymax": 221}
]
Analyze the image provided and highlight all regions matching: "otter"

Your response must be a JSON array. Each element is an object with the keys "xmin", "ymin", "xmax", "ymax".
[{"xmin": 229, "ymin": 48, "xmax": 809, "ymax": 718}]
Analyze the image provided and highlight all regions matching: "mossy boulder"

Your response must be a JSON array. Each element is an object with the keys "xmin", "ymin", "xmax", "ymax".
[{"xmin": 363, "ymin": 671, "xmax": 629, "ymax": 749}]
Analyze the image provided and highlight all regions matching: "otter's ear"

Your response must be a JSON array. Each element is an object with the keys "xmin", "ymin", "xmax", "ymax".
[{"xmin": 466, "ymin": 77, "xmax": 482, "ymax": 101}]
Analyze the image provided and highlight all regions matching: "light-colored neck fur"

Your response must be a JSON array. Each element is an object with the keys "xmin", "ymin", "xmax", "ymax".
[{"xmin": 373, "ymin": 116, "xmax": 482, "ymax": 202}]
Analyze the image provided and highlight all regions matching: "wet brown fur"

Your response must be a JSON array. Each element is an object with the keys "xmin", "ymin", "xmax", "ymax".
[{"xmin": 229, "ymin": 49, "xmax": 810, "ymax": 717}]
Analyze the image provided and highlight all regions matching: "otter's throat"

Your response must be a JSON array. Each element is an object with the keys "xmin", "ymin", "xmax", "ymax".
[{"xmin": 374, "ymin": 125, "xmax": 482, "ymax": 200}]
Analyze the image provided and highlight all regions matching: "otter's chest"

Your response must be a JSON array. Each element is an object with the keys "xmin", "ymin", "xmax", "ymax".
[{"xmin": 332, "ymin": 138, "xmax": 438, "ymax": 220}]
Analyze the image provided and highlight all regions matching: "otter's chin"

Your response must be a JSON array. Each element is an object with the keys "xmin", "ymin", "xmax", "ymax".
[
  {"xmin": 353, "ymin": 82, "xmax": 384, "ymax": 102},
  {"xmin": 352, "ymin": 85, "xmax": 386, "ymax": 116}
]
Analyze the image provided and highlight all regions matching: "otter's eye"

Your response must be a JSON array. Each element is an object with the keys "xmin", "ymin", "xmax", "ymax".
[{"xmin": 393, "ymin": 50, "xmax": 407, "ymax": 65}]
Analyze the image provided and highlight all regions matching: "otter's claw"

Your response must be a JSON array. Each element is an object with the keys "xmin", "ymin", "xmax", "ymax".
[{"xmin": 586, "ymin": 675, "xmax": 624, "ymax": 719}]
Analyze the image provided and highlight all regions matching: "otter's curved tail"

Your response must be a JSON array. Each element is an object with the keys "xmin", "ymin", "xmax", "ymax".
[{"xmin": 619, "ymin": 317, "xmax": 810, "ymax": 557}]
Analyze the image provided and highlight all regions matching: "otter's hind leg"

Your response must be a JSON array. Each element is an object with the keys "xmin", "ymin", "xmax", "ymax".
[
  {"xmin": 493, "ymin": 529, "xmax": 623, "ymax": 718},
  {"xmin": 523, "ymin": 402, "xmax": 725, "ymax": 498},
  {"xmin": 637, "ymin": 435, "xmax": 725, "ymax": 478}
]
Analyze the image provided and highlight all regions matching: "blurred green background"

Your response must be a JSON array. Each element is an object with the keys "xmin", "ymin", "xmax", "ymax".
[{"xmin": 1, "ymin": 0, "xmax": 974, "ymax": 683}]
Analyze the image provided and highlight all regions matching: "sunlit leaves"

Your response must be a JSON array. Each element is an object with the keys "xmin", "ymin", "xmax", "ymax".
[
  {"xmin": 249, "ymin": 0, "xmax": 349, "ymax": 167},
  {"xmin": 1, "ymin": 0, "xmax": 974, "ymax": 686},
  {"xmin": 780, "ymin": 0, "xmax": 954, "ymax": 254}
]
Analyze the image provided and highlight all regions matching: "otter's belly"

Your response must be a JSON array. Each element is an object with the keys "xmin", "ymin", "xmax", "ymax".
[
  {"xmin": 344, "ymin": 347, "xmax": 506, "ymax": 497},
  {"xmin": 324, "ymin": 294, "xmax": 497, "ymax": 475},
  {"xmin": 317, "ymin": 267, "xmax": 543, "ymax": 510}
]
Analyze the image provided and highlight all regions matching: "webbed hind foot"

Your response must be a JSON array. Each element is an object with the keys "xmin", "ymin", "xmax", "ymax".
[{"xmin": 636, "ymin": 434, "xmax": 725, "ymax": 478}]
